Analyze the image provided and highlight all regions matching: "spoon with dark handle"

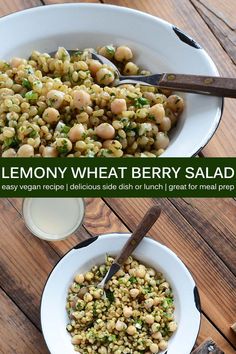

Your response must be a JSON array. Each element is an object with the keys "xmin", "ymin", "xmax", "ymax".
[
  {"xmin": 77, "ymin": 204, "xmax": 161, "ymax": 299},
  {"xmin": 48, "ymin": 49, "xmax": 236, "ymax": 97},
  {"xmin": 90, "ymin": 52, "xmax": 236, "ymax": 98}
]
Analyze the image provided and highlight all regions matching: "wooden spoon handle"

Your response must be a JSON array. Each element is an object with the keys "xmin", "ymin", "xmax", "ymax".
[
  {"xmin": 114, "ymin": 205, "xmax": 161, "ymax": 266},
  {"xmin": 158, "ymin": 73, "xmax": 236, "ymax": 98}
]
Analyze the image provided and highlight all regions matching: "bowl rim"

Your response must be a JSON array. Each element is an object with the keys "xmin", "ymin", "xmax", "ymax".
[
  {"xmin": 0, "ymin": 3, "xmax": 224, "ymax": 157},
  {"xmin": 40, "ymin": 232, "xmax": 201, "ymax": 354}
]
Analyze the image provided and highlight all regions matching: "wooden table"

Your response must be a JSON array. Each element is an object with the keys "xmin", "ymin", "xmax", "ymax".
[
  {"xmin": 0, "ymin": 1, "xmax": 236, "ymax": 354},
  {"xmin": 0, "ymin": 0, "xmax": 236, "ymax": 157},
  {"xmin": 0, "ymin": 198, "xmax": 235, "ymax": 354}
]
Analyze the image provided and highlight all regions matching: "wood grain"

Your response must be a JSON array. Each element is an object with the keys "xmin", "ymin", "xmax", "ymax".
[
  {"xmin": 103, "ymin": 0, "xmax": 236, "ymax": 157},
  {"xmin": 192, "ymin": 338, "xmax": 224, "ymax": 354},
  {"xmin": 0, "ymin": 289, "xmax": 49, "ymax": 354},
  {"xmin": 103, "ymin": 197, "xmax": 236, "ymax": 347},
  {"xmin": 83, "ymin": 197, "xmax": 235, "ymax": 353},
  {"xmin": 192, "ymin": 0, "xmax": 236, "ymax": 65},
  {"xmin": 169, "ymin": 198, "xmax": 236, "ymax": 275},
  {"xmin": 0, "ymin": 199, "xmax": 59, "ymax": 328},
  {"xmin": 0, "ymin": 0, "xmax": 42, "ymax": 17},
  {"xmin": 43, "ymin": 0, "xmax": 100, "ymax": 3}
]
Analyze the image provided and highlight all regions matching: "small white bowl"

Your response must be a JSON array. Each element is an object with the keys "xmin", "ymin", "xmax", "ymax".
[
  {"xmin": 0, "ymin": 3, "xmax": 223, "ymax": 156},
  {"xmin": 41, "ymin": 233, "xmax": 201, "ymax": 354}
]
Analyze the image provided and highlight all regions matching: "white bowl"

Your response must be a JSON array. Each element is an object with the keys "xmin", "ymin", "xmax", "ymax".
[
  {"xmin": 0, "ymin": 3, "xmax": 223, "ymax": 157},
  {"xmin": 41, "ymin": 233, "xmax": 201, "ymax": 354}
]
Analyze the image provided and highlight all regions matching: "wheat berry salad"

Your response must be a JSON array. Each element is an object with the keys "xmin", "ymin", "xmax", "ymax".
[
  {"xmin": 66, "ymin": 255, "xmax": 177, "ymax": 354},
  {"xmin": 0, "ymin": 46, "xmax": 184, "ymax": 157}
]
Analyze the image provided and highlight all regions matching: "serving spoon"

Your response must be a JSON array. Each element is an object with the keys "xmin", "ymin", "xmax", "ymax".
[
  {"xmin": 91, "ymin": 52, "xmax": 236, "ymax": 98},
  {"xmin": 48, "ymin": 49, "xmax": 236, "ymax": 97},
  {"xmin": 77, "ymin": 204, "xmax": 161, "ymax": 299}
]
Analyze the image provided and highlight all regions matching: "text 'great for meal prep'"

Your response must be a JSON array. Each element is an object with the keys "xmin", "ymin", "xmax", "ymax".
[{"xmin": 0, "ymin": 166, "xmax": 234, "ymax": 179}]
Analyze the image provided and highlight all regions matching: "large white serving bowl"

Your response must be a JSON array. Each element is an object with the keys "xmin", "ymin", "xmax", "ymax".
[
  {"xmin": 0, "ymin": 3, "xmax": 222, "ymax": 156},
  {"xmin": 41, "ymin": 233, "xmax": 201, "ymax": 354}
]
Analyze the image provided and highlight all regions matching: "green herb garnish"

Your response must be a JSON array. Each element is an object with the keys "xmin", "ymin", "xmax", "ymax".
[
  {"xmin": 134, "ymin": 97, "xmax": 149, "ymax": 108},
  {"xmin": 135, "ymin": 319, "xmax": 143, "ymax": 329},
  {"xmin": 129, "ymin": 276, "xmax": 137, "ymax": 284},
  {"xmin": 105, "ymin": 289, "xmax": 115, "ymax": 303},
  {"xmin": 25, "ymin": 91, "xmax": 38, "ymax": 100},
  {"xmin": 29, "ymin": 130, "xmax": 38, "ymax": 138},
  {"xmin": 105, "ymin": 45, "xmax": 115, "ymax": 56},
  {"xmin": 22, "ymin": 79, "xmax": 32, "ymax": 90},
  {"xmin": 57, "ymin": 139, "xmax": 68, "ymax": 154},
  {"xmin": 61, "ymin": 125, "xmax": 70, "ymax": 134}
]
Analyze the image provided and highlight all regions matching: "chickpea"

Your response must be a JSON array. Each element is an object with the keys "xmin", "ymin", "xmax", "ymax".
[
  {"xmin": 143, "ymin": 92, "xmax": 156, "ymax": 102},
  {"xmin": 151, "ymin": 323, "xmax": 160, "ymax": 333},
  {"xmin": 160, "ymin": 281, "xmax": 169, "ymax": 290},
  {"xmin": 47, "ymin": 90, "xmax": 65, "ymax": 108},
  {"xmin": 68, "ymin": 124, "xmax": 85, "ymax": 142},
  {"xmin": 144, "ymin": 298, "xmax": 154, "ymax": 309},
  {"xmin": 154, "ymin": 132, "xmax": 169, "ymax": 150},
  {"xmin": 168, "ymin": 321, "xmax": 177, "ymax": 332},
  {"xmin": 85, "ymin": 272, "xmax": 94, "ymax": 281},
  {"xmin": 111, "ymin": 98, "xmax": 127, "ymax": 114},
  {"xmin": 56, "ymin": 138, "xmax": 72, "ymax": 153},
  {"xmin": 167, "ymin": 95, "xmax": 184, "ymax": 115},
  {"xmin": 96, "ymin": 68, "xmax": 115, "ymax": 85},
  {"xmin": 83, "ymin": 293, "xmax": 93, "ymax": 303},
  {"xmin": 136, "ymin": 266, "xmax": 146, "ymax": 278},
  {"xmin": 127, "ymin": 325, "xmax": 137, "ymax": 335},
  {"xmin": 2, "ymin": 148, "xmax": 16, "ymax": 157},
  {"xmin": 98, "ymin": 45, "xmax": 115, "ymax": 59},
  {"xmin": 149, "ymin": 104, "xmax": 165, "ymax": 123},
  {"xmin": 71, "ymin": 334, "xmax": 81, "ymax": 345},
  {"xmin": 74, "ymin": 273, "xmax": 84, "ymax": 284},
  {"xmin": 130, "ymin": 288, "xmax": 139, "ymax": 298},
  {"xmin": 43, "ymin": 107, "xmax": 60, "ymax": 124},
  {"xmin": 145, "ymin": 314, "xmax": 154, "ymax": 324},
  {"xmin": 159, "ymin": 116, "xmax": 171, "ymax": 132},
  {"xmin": 88, "ymin": 59, "xmax": 102, "ymax": 76},
  {"xmin": 95, "ymin": 123, "xmax": 115, "ymax": 140},
  {"xmin": 17, "ymin": 144, "xmax": 34, "ymax": 157},
  {"xmin": 150, "ymin": 343, "xmax": 159, "ymax": 353},
  {"xmin": 123, "ymin": 306, "xmax": 133, "ymax": 318},
  {"xmin": 73, "ymin": 90, "xmax": 91, "ymax": 109},
  {"xmin": 115, "ymin": 320, "xmax": 127, "ymax": 331},
  {"xmin": 123, "ymin": 62, "xmax": 139, "ymax": 75},
  {"xmin": 158, "ymin": 340, "xmax": 168, "ymax": 351},
  {"xmin": 152, "ymin": 332, "xmax": 162, "ymax": 340},
  {"xmin": 42, "ymin": 146, "xmax": 58, "ymax": 157},
  {"xmin": 75, "ymin": 141, "xmax": 87, "ymax": 152},
  {"xmin": 114, "ymin": 46, "xmax": 133, "ymax": 62},
  {"xmin": 10, "ymin": 57, "xmax": 26, "ymax": 68},
  {"xmin": 93, "ymin": 289, "xmax": 103, "ymax": 299}
]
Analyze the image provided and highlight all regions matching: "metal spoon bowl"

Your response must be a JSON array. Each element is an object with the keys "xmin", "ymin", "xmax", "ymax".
[{"xmin": 75, "ymin": 205, "xmax": 161, "ymax": 300}]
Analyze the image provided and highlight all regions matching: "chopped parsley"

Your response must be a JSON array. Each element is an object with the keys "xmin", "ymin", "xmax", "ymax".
[
  {"xmin": 57, "ymin": 140, "xmax": 68, "ymax": 154},
  {"xmin": 22, "ymin": 79, "xmax": 32, "ymax": 90},
  {"xmin": 29, "ymin": 130, "xmax": 38, "ymax": 138},
  {"xmin": 61, "ymin": 125, "xmax": 70, "ymax": 134},
  {"xmin": 148, "ymin": 114, "xmax": 156, "ymax": 121},
  {"xmin": 134, "ymin": 97, "xmax": 149, "ymax": 108},
  {"xmin": 129, "ymin": 276, "xmax": 137, "ymax": 284},
  {"xmin": 105, "ymin": 45, "xmax": 115, "ymax": 56},
  {"xmin": 3, "ymin": 136, "xmax": 20, "ymax": 149},
  {"xmin": 166, "ymin": 297, "xmax": 174, "ymax": 306},
  {"xmin": 105, "ymin": 289, "xmax": 115, "ymax": 303},
  {"xmin": 25, "ymin": 91, "xmax": 38, "ymax": 100}
]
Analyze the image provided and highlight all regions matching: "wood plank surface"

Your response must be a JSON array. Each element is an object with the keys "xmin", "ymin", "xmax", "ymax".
[
  {"xmin": 192, "ymin": 0, "xmax": 236, "ymax": 65},
  {"xmin": 0, "ymin": 289, "xmax": 49, "ymax": 354},
  {"xmin": 169, "ymin": 198, "xmax": 236, "ymax": 275},
  {"xmin": 192, "ymin": 338, "xmax": 224, "ymax": 354},
  {"xmin": 103, "ymin": 197, "xmax": 236, "ymax": 347},
  {"xmin": 0, "ymin": 199, "xmax": 59, "ymax": 328},
  {"xmin": 103, "ymin": 0, "xmax": 236, "ymax": 157},
  {"xmin": 83, "ymin": 198, "xmax": 235, "ymax": 353},
  {"xmin": 0, "ymin": 0, "xmax": 42, "ymax": 17}
]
